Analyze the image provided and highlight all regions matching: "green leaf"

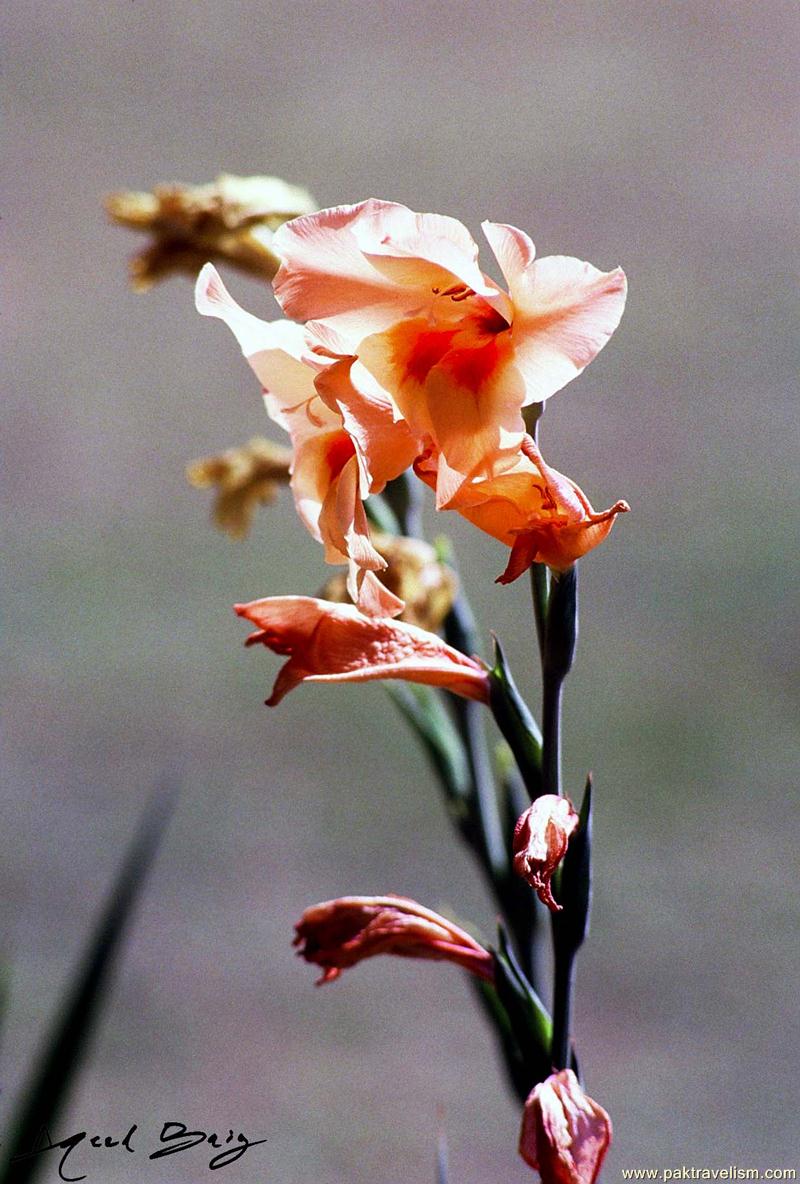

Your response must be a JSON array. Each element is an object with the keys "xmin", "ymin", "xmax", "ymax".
[
  {"xmin": 491, "ymin": 924, "xmax": 552, "ymax": 1090},
  {"xmin": 0, "ymin": 783, "xmax": 176, "ymax": 1184},
  {"xmin": 554, "ymin": 775, "xmax": 593, "ymax": 956},
  {"xmin": 364, "ymin": 492, "xmax": 401, "ymax": 535},
  {"xmin": 470, "ymin": 978, "xmax": 530, "ymax": 1104},
  {"xmin": 488, "ymin": 637, "xmax": 543, "ymax": 800},
  {"xmin": 386, "ymin": 684, "xmax": 471, "ymax": 807}
]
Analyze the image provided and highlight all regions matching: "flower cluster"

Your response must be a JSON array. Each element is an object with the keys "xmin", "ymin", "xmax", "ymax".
[
  {"xmin": 197, "ymin": 199, "xmax": 628, "ymax": 624},
  {"xmin": 196, "ymin": 198, "xmax": 629, "ymax": 705}
]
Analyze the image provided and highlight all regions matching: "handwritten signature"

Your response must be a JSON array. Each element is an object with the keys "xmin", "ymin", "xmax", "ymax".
[{"xmin": 8, "ymin": 1121, "xmax": 267, "ymax": 1180}]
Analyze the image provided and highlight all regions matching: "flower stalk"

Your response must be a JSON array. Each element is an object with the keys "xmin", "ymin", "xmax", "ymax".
[{"xmin": 112, "ymin": 182, "xmax": 629, "ymax": 1178}]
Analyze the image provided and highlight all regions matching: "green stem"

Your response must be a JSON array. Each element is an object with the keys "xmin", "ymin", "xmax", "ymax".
[
  {"xmin": 540, "ymin": 566, "xmax": 578, "ymax": 797},
  {"xmin": 541, "ymin": 676, "xmax": 564, "ymax": 798},
  {"xmin": 529, "ymin": 563, "xmax": 549, "ymax": 664},
  {"xmin": 550, "ymin": 944, "xmax": 576, "ymax": 1070}
]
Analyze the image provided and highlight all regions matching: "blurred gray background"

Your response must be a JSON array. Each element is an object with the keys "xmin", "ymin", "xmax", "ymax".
[{"xmin": 3, "ymin": 1, "xmax": 798, "ymax": 1180}]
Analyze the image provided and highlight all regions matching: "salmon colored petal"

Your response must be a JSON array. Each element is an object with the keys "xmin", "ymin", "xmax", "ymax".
[
  {"xmin": 235, "ymin": 596, "xmax": 490, "ymax": 706},
  {"xmin": 273, "ymin": 200, "xmax": 506, "ymax": 345},
  {"xmin": 519, "ymin": 1070, "xmax": 612, "ymax": 1184},
  {"xmin": 195, "ymin": 263, "xmax": 312, "ymax": 399},
  {"xmin": 352, "ymin": 569, "xmax": 406, "ymax": 620},
  {"xmin": 314, "ymin": 354, "xmax": 421, "ymax": 493},
  {"xmin": 356, "ymin": 313, "xmax": 525, "ymax": 503},
  {"xmin": 275, "ymin": 424, "xmax": 350, "ymax": 549},
  {"xmin": 423, "ymin": 345, "xmax": 526, "ymax": 503},
  {"xmin": 317, "ymin": 452, "xmax": 385, "ymax": 571},
  {"xmin": 483, "ymin": 223, "xmax": 627, "ymax": 404},
  {"xmin": 502, "ymin": 501, "xmax": 629, "ymax": 580},
  {"xmin": 417, "ymin": 439, "xmax": 628, "ymax": 579}
]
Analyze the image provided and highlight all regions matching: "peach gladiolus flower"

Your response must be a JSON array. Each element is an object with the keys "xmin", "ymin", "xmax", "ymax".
[
  {"xmin": 519, "ymin": 1070, "xmax": 612, "ymax": 1184},
  {"xmin": 235, "ymin": 596, "xmax": 490, "ymax": 706},
  {"xmin": 513, "ymin": 794, "xmax": 580, "ymax": 913},
  {"xmin": 294, "ymin": 895, "xmax": 494, "ymax": 984},
  {"xmin": 416, "ymin": 435, "xmax": 629, "ymax": 583},
  {"xmin": 272, "ymin": 200, "xmax": 626, "ymax": 505},
  {"xmin": 195, "ymin": 265, "xmax": 403, "ymax": 618}
]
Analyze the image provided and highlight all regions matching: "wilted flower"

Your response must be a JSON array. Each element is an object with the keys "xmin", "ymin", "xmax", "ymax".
[
  {"xmin": 187, "ymin": 436, "xmax": 292, "ymax": 539},
  {"xmin": 294, "ymin": 895, "xmax": 494, "ymax": 984},
  {"xmin": 320, "ymin": 532, "xmax": 458, "ymax": 632},
  {"xmin": 416, "ymin": 435, "xmax": 629, "ymax": 582},
  {"xmin": 235, "ymin": 595, "xmax": 490, "ymax": 706},
  {"xmin": 513, "ymin": 794, "xmax": 580, "ymax": 912},
  {"xmin": 519, "ymin": 1070, "xmax": 611, "ymax": 1184},
  {"xmin": 271, "ymin": 199, "xmax": 626, "ymax": 506},
  {"xmin": 106, "ymin": 173, "xmax": 316, "ymax": 290}
]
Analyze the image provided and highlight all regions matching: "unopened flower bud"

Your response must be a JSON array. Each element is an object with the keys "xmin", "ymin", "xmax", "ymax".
[
  {"xmin": 187, "ymin": 436, "xmax": 292, "ymax": 539},
  {"xmin": 519, "ymin": 1069, "xmax": 611, "ymax": 1184},
  {"xmin": 106, "ymin": 173, "xmax": 316, "ymax": 290},
  {"xmin": 513, "ymin": 795, "xmax": 579, "ymax": 912},
  {"xmin": 294, "ymin": 895, "xmax": 494, "ymax": 984}
]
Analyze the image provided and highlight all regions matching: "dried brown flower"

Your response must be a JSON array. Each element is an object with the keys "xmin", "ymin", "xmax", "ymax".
[
  {"xmin": 105, "ymin": 173, "xmax": 317, "ymax": 290},
  {"xmin": 187, "ymin": 436, "xmax": 292, "ymax": 540}
]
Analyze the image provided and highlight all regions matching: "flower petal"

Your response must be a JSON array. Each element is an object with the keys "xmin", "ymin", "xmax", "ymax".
[
  {"xmin": 513, "ymin": 795, "xmax": 580, "ymax": 912},
  {"xmin": 519, "ymin": 1070, "xmax": 612, "ymax": 1184},
  {"xmin": 294, "ymin": 894, "xmax": 495, "ymax": 985},
  {"xmin": 235, "ymin": 596, "xmax": 490, "ymax": 706},
  {"xmin": 483, "ymin": 224, "xmax": 627, "ymax": 404},
  {"xmin": 273, "ymin": 200, "xmax": 507, "ymax": 344},
  {"xmin": 195, "ymin": 263, "xmax": 312, "ymax": 393}
]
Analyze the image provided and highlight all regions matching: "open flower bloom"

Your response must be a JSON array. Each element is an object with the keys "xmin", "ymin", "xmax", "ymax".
[
  {"xmin": 235, "ymin": 595, "xmax": 490, "ymax": 706},
  {"xmin": 196, "ymin": 264, "xmax": 402, "ymax": 616},
  {"xmin": 519, "ymin": 1070, "xmax": 612, "ymax": 1184},
  {"xmin": 513, "ymin": 794, "xmax": 580, "ymax": 912},
  {"xmin": 272, "ymin": 200, "xmax": 627, "ymax": 505},
  {"xmin": 416, "ymin": 435, "xmax": 629, "ymax": 582},
  {"xmin": 294, "ymin": 895, "xmax": 494, "ymax": 984}
]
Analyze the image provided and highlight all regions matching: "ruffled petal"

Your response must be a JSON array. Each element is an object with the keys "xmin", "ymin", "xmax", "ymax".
[
  {"xmin": 195, "ymin": 263, "xmax": 312, "ymax": 399},
  {"xmin": 314, "ymin": 355, "xmax": 421, "ymax": 493},
  {"xmin": 483, "ymin": 224, "xmax": 627, "ymax": 404},
  {"xmin": 273, "ymin": 200, "xmax": 507, "ymax": 344}
]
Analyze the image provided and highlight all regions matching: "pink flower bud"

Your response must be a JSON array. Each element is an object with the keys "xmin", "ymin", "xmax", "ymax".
[
  {"xmin": 519, "ymin": 1069, "xmax": 612, "ymax": 1183},
  {"xmin": 294, "ymin": 895, "xmax": 495, "ymax": 985},
  {"xmin": 513, "ymin": 795, "xmax": 579, "ymax": 912}
]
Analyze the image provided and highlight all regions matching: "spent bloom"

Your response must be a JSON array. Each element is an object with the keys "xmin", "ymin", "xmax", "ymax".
[
  {"xmin": 294, "ymin": 895, "xmax": 494, "ymax": 984},
  {"xmin": 519, "ymin": 1070, "xmax": 612, "ymax": 1184},
  {"xmin": 186, "ymin": 436, "xmax": 292, "ymax": 539},
  {"xmin": 513, "ymin": 794, "xmax": 580, "ymax": 912},
  {"xmin": 235, "ymin": 595, "xmax": 490, "ymax": 706},
  {"xmin": 106, "ymin": 173, "xmax": 316, "ymax": 290}
]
